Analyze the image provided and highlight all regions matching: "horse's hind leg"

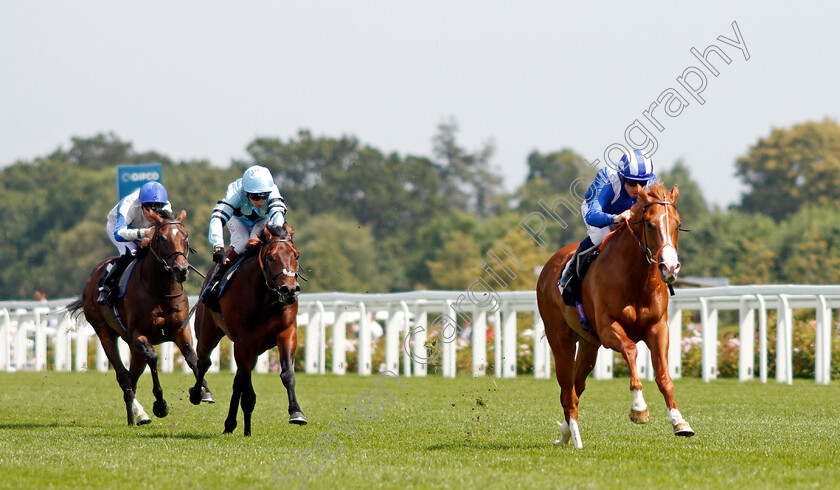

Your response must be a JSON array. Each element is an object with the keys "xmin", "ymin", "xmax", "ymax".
[
  {"xmin": 128, "ymin": 352, "xmax": 151, "ymax": 425},
  {"xmin": 544, "ymin": 319, "xmax": 583, "ymax": 449},
  {"xmin": 240, "ymin": 368, "xmax": 257, "ymax": 437},
  {"xmin": 95, "ymin": 327, "xmax": 136, "ymax": 426},
  {"xmin": 132, "ymin": 333, "xmax": 168, "ymax": 418},
  {"xmin": 224, "ymin": 369, "xmax": 245, "ymax": 434},
  {"xmin": 573, "ymin": 340, "xmax": 600, "ymax": 399},
  {"xmin": 189, "ymin": 310, "xmax": 225, "ymax": 406},
  {"xmin": 646, "ymin": 321, "xmax": 694, "ymax": 437},
  {"xmin": 173, "ymin": 325, "xmax": 215, "ymax": 403},
  {"xmin": 278, "ymin": 330, "xmax": 306, "ymax": 425}
]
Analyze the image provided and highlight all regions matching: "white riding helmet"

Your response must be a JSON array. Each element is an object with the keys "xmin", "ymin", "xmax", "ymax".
[{"xmin": 242, "ymin": 165, "xmax": 275, "ymax": 194}]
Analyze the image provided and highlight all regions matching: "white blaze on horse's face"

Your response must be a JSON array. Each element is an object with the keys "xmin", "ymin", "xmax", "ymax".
[{"xmin": 655, "ymin": 203, "xmax": 681, "ymax": 283}]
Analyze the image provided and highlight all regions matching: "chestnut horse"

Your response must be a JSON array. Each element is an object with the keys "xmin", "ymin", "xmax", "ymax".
[
  {"xmin": 189, "ymin": 222, "xmax": 306, "ymax": 436},
  {"xmin": 67, "ymin": 209, "xmax": 212, "ymax": 426},
  {"xmin": 536, "ymin": 182, "xmax": 693, "ymax": 448}
]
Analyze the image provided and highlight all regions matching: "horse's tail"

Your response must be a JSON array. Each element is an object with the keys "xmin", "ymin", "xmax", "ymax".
[{"xmin": 65, "ymin": 297, "xmax": 85, "ymax": 323}]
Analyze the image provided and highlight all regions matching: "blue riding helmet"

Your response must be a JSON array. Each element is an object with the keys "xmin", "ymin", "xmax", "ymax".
[
  {"xmin": 617, "ymin": 150, "xmax": 654, "ymax": 181},
  {"xmin": 139, "ymin": 181, "xmax": 168, "ymax": 204},
  {"xmin": 242, "ymin": 165, "xmax": 275, "ymax": 194}
]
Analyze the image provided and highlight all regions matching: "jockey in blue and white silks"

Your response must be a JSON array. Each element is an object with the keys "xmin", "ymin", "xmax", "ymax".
[
  {"xmin": 99, "ymin": 181, "xmax": 172, "ymax": 304},
  {"xmin": 207, "ymin": 165, "xmax": 287, "ymax": 256},
  {"xmin": 203, "ymin": 165, "xmax": 287, "ymax": 308},
  {"xmin": 582, "ymin": 151, "xmax": 657, "ymax": 247},
  {"xmin": 558, "ymin": 150, "xmax": 657, "ymax": 318}
]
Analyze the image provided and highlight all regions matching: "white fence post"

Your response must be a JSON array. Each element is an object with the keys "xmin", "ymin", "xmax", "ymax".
[
  {"xmin": 667, "ymin": 303, "xmax": 682, "ymax": 379},
  {"xmin": 700, "ymin": 297, "xmax": 718, "ymax": 382},
  {"xmin": 738, "ymin": 296, "xmax": 755, "ymax": 381},
  {"xmin": 776, "ymin": 295, "xmax": 793, "ymax": 385},
  {"xmin": 472, "ymin": 309, "xmax": 487, "ymax": 377},
  {"xmin": 501, "ymin": 306, "xmax": 517, "ymax": 378}
]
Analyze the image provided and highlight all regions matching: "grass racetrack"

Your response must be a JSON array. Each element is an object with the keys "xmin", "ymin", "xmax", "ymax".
[{"xmin": 1, "ymin": 371, "xmax": 839, "ymax": 489}]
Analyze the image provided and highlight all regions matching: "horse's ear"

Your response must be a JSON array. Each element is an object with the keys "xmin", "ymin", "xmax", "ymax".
[
  {"xmin": 177, "ymin": 209, "xmax": 187, "ymax": 222},
  {"xmin": 670, "ymin": 184, "xmax": 680, "ymax": 203},
  {"xmin": 637, "ymin": 185, "xmax": 650, "ymax": 202},
  {"xmin": 284, "ymin": 222, "xmax": 294, "ymax": 240}
]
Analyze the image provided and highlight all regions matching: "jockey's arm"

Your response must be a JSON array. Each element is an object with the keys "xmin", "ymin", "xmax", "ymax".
[{"xmin": 585, "ymin": 184, "xmax": 618, "ymax": 228}]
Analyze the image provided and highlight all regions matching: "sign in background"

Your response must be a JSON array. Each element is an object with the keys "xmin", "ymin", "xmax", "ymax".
[{"xmin": 116, "ymin": 163, "xmax": 163, "ymax": 199}]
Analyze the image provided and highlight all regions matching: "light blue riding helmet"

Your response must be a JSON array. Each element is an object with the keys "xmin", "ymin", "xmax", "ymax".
[
  {"xmin": 242, "ymin": 165, "xmax": 275, "ymax": 194},
  {"xmin": 138, "ymin": 181, "xmax": 168, "ymax": 204},
  {"xmin": 617, "ymin": 150, "xmax": 655, "ymax": 182}
]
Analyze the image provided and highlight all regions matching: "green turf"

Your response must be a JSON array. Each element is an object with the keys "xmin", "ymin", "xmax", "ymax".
[{"xmin": 1, "ymin": 371, "xmax": 839, "ymax": 489}]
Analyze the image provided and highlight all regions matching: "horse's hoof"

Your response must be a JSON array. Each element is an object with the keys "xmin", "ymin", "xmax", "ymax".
[
  {"xmin": 289, "ymin": 412, "xmax": 307, "ymax": 425},
  {"xmin": 201, "ymin": 387, "xmax": 216, "ymax": 404},
  {"xmin": 136, "ymin": 413, "xmax": 152, "ymax": 425},
  {"xmin": 153, "ymin": 400, "xmax": 169, "ymax": 418},
  {"xmin": 188, "ymin": 386, "xmax": 203, "ymax": 405},
  {"xmin": 224, "ymin": 421, "xmax": 237, "ymax": 434},
  {"xmin": 629, "ymin": 408, "xmax": 650, "ymax": 424},
  {"xmin": 674, "ymin": 422, "xmax": 695, "ymax": 437},
  {"xmin": 244, "ymin": 429, "xmax": 252, "ymax": 437}
]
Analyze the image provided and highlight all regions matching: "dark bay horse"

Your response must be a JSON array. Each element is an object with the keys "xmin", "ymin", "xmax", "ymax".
[
  {"xmin": 537, "ymin": 182, "xmax": 693, "ymax": 448},
  {"xmin": 189, "ymin": 222, "xmax": 306, "ymax": 436},
  {"xmin": 68, "ymin": 209, "xmax": 211, "ymax": 425}
]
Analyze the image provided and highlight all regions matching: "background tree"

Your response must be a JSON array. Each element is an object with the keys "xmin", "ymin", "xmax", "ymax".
[{"xmin": 735, "ymin": 119, "xmax": 840, "ymax": 220}]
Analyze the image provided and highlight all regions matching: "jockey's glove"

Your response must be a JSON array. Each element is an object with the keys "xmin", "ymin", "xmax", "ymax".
[{"xmin": 213, "ymin": 246, "xmax": 225, "ymax": 263}]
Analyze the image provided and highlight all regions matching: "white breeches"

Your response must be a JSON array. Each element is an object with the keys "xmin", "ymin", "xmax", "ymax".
[
  {"xmin": 581, "ymin": 202, "xmax": 619, "ymax": 246},
  {"xmin": 228, "ymin": 218, "xmax": 268, "ymax": 253},
  {"xmin": 107, "ymin": 222, "xmax": 138, "ymax": 256}
]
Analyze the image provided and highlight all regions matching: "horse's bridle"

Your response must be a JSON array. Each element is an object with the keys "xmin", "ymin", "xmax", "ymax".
[
  {"xmin": 147, "ymin": 221, "xmax": 193, "ymax": 276},
  {"xmin": 628, "ymin": 201, "xmax": 680, "ymax": 265},
  {"xmin": 258, "ymin": 238, "xmax": 304, "ymax": 299}
]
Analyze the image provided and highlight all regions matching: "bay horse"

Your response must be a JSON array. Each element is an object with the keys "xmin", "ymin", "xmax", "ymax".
[
  {"xmin": 67, "ymin": 209, "xmax": 212, "ymax": 426},
  {"xmin": 536, "ymin": 182, "xmax": 693, "ymax": 448},
  {"xmin": 189, "ymin": 222, "xmax": 306, "ymax": 436}
]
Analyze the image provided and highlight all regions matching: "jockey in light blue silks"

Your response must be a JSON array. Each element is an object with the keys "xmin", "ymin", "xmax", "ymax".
[
  {"xmin": 558, "ymin": 150, "xmax": 657, "ymax": 327},
  {"xmin": 202, "ymin": 165, "xmax": 287, "ymax": 306},
  {"xmin": 98, "ymin": 181, "xmax": 172, "ymax": 304}
]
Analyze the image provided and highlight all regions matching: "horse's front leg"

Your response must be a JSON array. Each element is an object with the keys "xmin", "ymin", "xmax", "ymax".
[
  {"xmin": 278, "ymin": 330, "xmax": 307, "ymax": 425},
  {"xmin": 600, "ymin": 320, "xmax": 649, "ymax": 424},
  {"xmin": 646, "ymin": 320, "xmax": 694, "ymax": 436},
  {"xmin": 128, "ymin": 352, "xmax": 152, "ymax": 425},
  {"xmin": 132, "ymin": 333, "xmax": 168, "ymax": 418}
]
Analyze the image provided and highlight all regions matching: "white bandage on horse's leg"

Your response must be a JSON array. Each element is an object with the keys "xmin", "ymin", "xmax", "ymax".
[
  {"xmin": 132, "ymin": 398, "xmax": 145, "ymax": 416},
  {"xmin": 555, "ymin": 419, "xmax": 572, "ymax": 446},
  {"xmin": 668, "ymin": 408, "xmax": 687, "ymax": 426},
  {"xmin": 569, "ymin": 418, "xmax": 583, "ymax": 449},
  {"xmin": 631, "ymin": 389, "xmax": 647, "ymax": 412}
]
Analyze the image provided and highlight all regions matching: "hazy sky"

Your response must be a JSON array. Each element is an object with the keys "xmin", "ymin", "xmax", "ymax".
[{"xmin": 1, "ymin": 2, "xmax": 837, "ymax": 207}]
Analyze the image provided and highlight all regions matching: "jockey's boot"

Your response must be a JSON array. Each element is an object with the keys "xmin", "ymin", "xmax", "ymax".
[
  {"xmin": 97, "ymin": 251, "xmax": 134, "ymax": 305},
  {"xmin": 202, "ymin": 249, "xmax": 239, "ymax": 309},
  {"xmin": 559, "ymin": 237, "xmax": 595, "ymax": 293}
]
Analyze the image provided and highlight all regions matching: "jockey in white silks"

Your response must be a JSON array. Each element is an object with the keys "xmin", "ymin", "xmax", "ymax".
[
  {"xmin": 202, "ymin": 165, "xmax": 287, "ymax": 306},
  {"xmin": 98, "ymin": 181, "xmax": 172, "ymax": 304}
]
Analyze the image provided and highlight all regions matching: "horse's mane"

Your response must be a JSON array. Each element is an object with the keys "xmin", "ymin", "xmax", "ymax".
[{"xmin": 155, "ymin": 209, "xmax": 176, "ymax": 220}]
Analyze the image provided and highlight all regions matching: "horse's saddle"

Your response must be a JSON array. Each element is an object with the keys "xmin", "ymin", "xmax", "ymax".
[
  {"xmin": 216, "ymin": 254, "xmax": 249, "ymax": 299},
  {"xmin": 115, "ymin": 259, "xmax": 140, "ymax": 299},
  {"xmin": 561, "ymin": 247, "xmax": 600, "ymax": 307}
]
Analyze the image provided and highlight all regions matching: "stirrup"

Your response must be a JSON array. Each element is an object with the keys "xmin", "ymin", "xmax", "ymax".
[{"xmin": 96, "ymin": 286, "xmax": 112, "ymax": 305}]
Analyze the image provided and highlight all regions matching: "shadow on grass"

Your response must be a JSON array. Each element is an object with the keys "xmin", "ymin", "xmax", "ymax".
[
  {"xmin": 0, "ymin": 422, "xmax": 83, "ymax": 430},
  {"xmin": 137, "ymin": 432, "xmax": 216, "ymax": 440},
  {"xmin": 426, "ymin": 442, "xmax": 546, "ymax": 451}
]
